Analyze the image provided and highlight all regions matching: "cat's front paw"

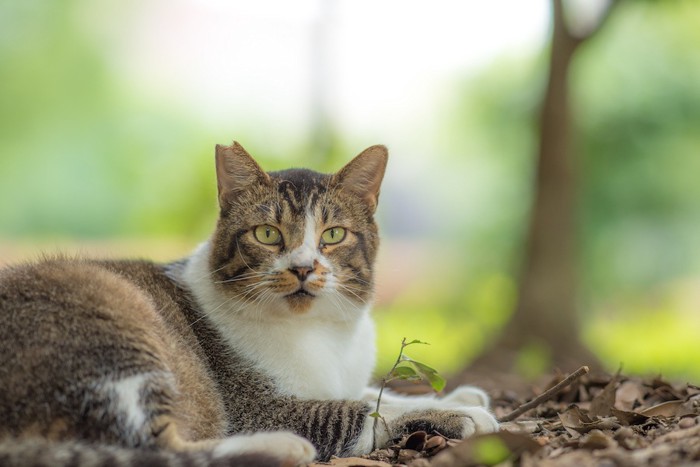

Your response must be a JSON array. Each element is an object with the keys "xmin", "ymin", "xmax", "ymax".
[
  {"xmin": 351, "ymin": 404, "xmax": 499, "ymax": 457},
  {"xmin": 442, "ymin": 385, "xmax": 491, "ymax": 408},
  {"xmin": 393, "ymin": 406, "xmax": 499, "ymax": 440}
]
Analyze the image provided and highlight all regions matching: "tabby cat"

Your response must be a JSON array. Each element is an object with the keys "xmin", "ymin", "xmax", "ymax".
[{"xmin": 0, "ymin": 143, "xmax": 498, "ymax": 466}]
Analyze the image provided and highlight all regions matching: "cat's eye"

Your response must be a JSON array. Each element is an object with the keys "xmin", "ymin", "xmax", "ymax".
[
  {"xmin": 321, "ymin": 227, "xmax": 346, "ymax": 245},
  {"xmin": 254, "ymin": 225, "xmax": 282, "ymax": 245}
]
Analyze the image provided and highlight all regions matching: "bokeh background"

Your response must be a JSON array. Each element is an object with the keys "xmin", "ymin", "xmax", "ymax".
[{"xmin": 1, "ymin": 0, "xmax": 699, "ymax": 381}]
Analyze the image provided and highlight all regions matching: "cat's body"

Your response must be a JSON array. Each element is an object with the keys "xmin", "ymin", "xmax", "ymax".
[{"xmin": 0, "ymin": 143, "xmax": 498, "ymax": 466}]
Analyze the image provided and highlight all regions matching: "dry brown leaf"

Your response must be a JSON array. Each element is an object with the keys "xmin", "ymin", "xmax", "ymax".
[
  {"xmin": 558, "ymin": 405, "xmax": 620, "ymax": 435},
  {"xmin": 611, "ymin": 407, "xmax": 649, "ymax": 426},
  {"xmin": 578, "ymin": 429, "xmax": 617, "ymax": 450},
  {"xmin": 640, "ymin": 400, "xmax": 686, "ymax": 418},
  {"xmin": 615, "ymin": 380, "xmax": 645, "ymax": 411},
  {"xmin": 500, "ymin": 420, "xmax": 542, "ymax": 434},
  {"xmin": 402, "ymin": 431, "xmax": 427, "ymax": 451},
  {"xmin": 423, "ymin": 435, "xmax": 447, "ymax": 454},
  {"xmin": 589, "ymin": 372, "xmax": 618, "ymax": 418}
]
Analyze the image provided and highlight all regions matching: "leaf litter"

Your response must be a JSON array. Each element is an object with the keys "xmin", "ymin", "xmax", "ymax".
[{"xmin": 310, "ymin": 370, "xmax": 700, "ymax": 467}]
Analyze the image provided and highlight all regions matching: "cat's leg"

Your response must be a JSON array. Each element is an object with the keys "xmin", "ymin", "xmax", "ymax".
[
  {"xmin": 239, "ymin": 396, "xmax": 498, "ymax": 460},
  {"xmin": 101, "ymin": 370, "xmax": 316, "ymax": 465}
]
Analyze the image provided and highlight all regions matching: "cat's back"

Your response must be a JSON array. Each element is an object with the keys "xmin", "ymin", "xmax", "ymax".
[
  {"xmin": 0, "ymin": 257, "xmax": 226, "ymax": 442},
  {"xmin": 0, "ymin": 257, "xmax": 164, "ymax": 369},
  {"xmin": 0, "ymin": 257, "xmax": 177, "ymax": 359}
]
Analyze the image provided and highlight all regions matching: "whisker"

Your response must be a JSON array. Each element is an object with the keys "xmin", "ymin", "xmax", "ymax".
[
  {"xmin": 193, "ymin": 262, "xmax": 229, "ymax": 282},
  {"xmin": 215, "ymin": 271, "xmax": 274, "ymax": 284}
]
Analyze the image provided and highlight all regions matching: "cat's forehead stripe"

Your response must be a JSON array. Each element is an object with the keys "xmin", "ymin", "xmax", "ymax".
[{"xmin": 270, "ymin": 169, "xmax": 331, "ymax": 217}]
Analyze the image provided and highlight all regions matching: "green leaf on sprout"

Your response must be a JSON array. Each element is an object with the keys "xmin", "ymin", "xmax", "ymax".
[
  {"xmin": 369, "ymin": 412, "xmax": 381, "ymax": 418},
  {"xmin": 390, "ymin": 365, "xmax": 421, "ymax": 380},
  {"xmin": 403, "ymin": 358, "xmax": 447, "ymax": 392}
]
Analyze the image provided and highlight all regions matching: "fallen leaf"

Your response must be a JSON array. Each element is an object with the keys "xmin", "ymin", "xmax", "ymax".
[
  {"xmin": 403, "ymin": 431, "xmax": 427, "ymax": 451},
  {"xmin": 500, "ymin": 420, "xmax": 542, "ymax": 434},
  {"xmin": 578, "ymin": 429, "xmax": 617, "ymax": 450},
  {"xmin": 611, "ymin": 407, "xmax": 649, "ymax": 426},
  {"xmin": 589, "ymin": 372, "xmax": 618, "ymax": 418},
  {"xmin": 615, "ymin": 380, "xmax": 645, "ymax": 411},
  {"xmin": 424, "ymin": 435, "xmax": 447, "ymax": 453},
  {"xmin": 559, "ymin": 405, "xmax": 620, "ymax": 434},
  {"xmin": 640, "ymin": 400, "xmax": 685, "ymax": 418}
]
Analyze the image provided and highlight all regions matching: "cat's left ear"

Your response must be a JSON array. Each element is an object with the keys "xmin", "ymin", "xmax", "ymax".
[
  {"xmin": 333, "ymin": 145, "xmax": 388, "ymax": 213},
  {"xmin": 215, "ymin": 142, "xmax": 270, "ymax": 210}
]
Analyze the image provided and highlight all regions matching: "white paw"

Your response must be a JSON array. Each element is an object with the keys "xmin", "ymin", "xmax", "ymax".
[
  {"xmin": 458, "ymin": 406, "xmax": 500, "ymax": 437},
  {"xmin": 443, "ymin": 385, "xmax": 491, "ymax": 408},
  {"xmin": 213, "ymin": 431, "xmax": 317, "ymax": 464}
]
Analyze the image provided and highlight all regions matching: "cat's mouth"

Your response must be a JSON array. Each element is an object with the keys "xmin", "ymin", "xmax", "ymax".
[{"xmin": 287, "ymin": 289, "xmax": 315, "ymax": 299}]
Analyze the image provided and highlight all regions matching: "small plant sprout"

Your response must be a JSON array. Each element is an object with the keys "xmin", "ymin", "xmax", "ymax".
[{"xmin": 371, "ymin": 338, "xmax": 447, "ymax": 449}]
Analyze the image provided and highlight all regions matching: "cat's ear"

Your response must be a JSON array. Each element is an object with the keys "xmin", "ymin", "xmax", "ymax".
[
  {"xmin": 333, "ymin": 145, "xmax": 388, "ymax": 213},
  {"xmin": 215, "ymin": 142, "xmax": 270, "ymax": 209}
]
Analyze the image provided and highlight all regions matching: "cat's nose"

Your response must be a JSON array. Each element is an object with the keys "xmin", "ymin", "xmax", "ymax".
[{"xmin": 289, "ymin": 265, "xmax": 313, "ymax": 281}]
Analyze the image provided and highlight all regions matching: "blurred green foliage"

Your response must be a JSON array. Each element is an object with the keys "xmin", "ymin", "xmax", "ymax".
[{"xmin": 0, "ymin": 1, "xmax": 216, "ymax": 239}]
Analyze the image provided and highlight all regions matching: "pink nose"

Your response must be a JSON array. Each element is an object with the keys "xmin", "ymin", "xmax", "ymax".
[{"xmin": 290, "ymin": 266, "xmax": 313, "ymax": 281}]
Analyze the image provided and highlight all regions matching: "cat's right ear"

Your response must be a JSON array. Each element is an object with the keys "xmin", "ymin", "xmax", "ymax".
[{"xmin": 215, "ymin": 142, "xmax": 270, "ymax": 210}]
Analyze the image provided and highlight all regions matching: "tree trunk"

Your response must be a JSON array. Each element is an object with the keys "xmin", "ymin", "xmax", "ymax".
[
  {"xmin": 463, "ymin": 0, "xmax": 610, "ymax": 378},
  {"xmin": 498, "ymin": 0, "xmax": 590, "ymax": 367}
]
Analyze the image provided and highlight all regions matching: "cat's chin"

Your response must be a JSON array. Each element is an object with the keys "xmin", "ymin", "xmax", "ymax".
[{"xmin": 284, "ymin": 290, "xmax": 316, "ymax": 314}]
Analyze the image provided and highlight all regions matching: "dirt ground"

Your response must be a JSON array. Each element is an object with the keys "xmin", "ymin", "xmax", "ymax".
[{"xmin": 313, "ymin": 370, "xmax": 700, "ymax": 467}]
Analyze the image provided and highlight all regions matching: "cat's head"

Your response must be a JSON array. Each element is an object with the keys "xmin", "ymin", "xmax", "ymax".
[{"xmin": 206, "ymin": 142, "xmax": 387, "ymax": 320}]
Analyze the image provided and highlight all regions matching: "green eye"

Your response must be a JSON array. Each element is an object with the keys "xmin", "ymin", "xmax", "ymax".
[
  {"xmin": 321, "ymin": 227, "xmax": 346, "ymax": 245},
  {"xmin": 254, "ymin": 225, "xmax": 282, "ymax": 245}
]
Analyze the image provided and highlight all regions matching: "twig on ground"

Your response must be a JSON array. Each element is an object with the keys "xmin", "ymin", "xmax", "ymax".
[{"xmin": 498, "ymin": 365, "xmax": 590, "ymax": 422}]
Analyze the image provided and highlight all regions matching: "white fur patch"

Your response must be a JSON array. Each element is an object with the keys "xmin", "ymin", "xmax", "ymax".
[{"xmin": 103, "ymin": 373, "xmax": 151, "ymax": 431}]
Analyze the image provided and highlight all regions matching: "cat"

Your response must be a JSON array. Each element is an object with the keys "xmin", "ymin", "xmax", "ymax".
[{"xmin": 0, "ymin": 142, "xmax": 499, "ymax": 466}]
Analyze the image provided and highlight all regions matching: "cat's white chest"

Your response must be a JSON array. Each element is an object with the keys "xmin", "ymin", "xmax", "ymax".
[
  {"xmin": 223, "ymin": 308, "xmax": 376, "ymax": 400},
  {"xmin": 182, "ymin": 243, "xmax": 377, "ymax": 400},
  {"xmin": 249, "ymin": 313, "xmax": 375, "ymax": 399}
]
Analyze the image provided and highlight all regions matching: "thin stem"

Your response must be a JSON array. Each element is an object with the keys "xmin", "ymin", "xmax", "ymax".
[
  {"xmin": 498, "ymin": 365, "xmax": 590, "ymax": 422},
  {"xmin": 372, "ymin": 337, "xmax": 408, "ymax": 450}
]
